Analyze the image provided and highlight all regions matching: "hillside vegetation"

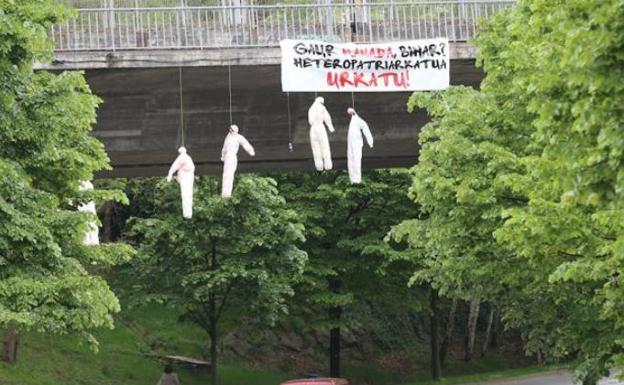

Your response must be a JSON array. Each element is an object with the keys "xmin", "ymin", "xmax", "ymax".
[{"xmin": 0, "ymin": 304, "xmax": 541, "ymax": 385}]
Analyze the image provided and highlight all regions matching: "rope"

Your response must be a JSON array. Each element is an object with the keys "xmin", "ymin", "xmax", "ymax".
[
  {"xmin": 287, "ymin": 92, "xmax": 293, "ymax": 152},
  {"xmin": 178, "ymin": 66, "xmax": 185, "ymax": 148},
  {"xmin": 228, "ymin": 64, "xmax": 233, "ymax": 127},
  {"xmin": 351, "ymin": 91, "xmax": 355, "ymax": 110}
]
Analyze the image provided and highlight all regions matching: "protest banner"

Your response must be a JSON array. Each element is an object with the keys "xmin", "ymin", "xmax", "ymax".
[{"xmin": 280, "ymin": 39, "xmax": 450, "ymax": 92}]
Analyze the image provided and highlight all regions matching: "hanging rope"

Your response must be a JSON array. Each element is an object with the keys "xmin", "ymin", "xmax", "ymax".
[
  {"xmin": 178, "ymin": 66, "xmax": 185, "ymax": 148},
  {"xmin": 228, "ymin": 64, "xmax": 233, "ymax": 127},
  {"xmin": 287, "ymin": 92, "xmax": 293, "ymax": 152},
  {"xmin": 351, "ymin": 91, "xmax": 355, "ymax": 110}
]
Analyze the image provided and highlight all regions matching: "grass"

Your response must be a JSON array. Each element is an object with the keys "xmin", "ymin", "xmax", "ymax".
[
  {"xmin": 0, "ymin": 303, "xmax": 288, "ymax": 385},
  {"xmin": 0, "ymin": 303, "xmax": 558, "ymax": 385},
  {"xmin": 341, "ymin": 354, "xmax": 566, "ymax": 385}
]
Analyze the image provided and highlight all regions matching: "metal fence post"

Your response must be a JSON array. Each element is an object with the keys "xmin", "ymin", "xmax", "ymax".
[
  {"xmin": 108, "ymin": 0, "xmax": 115, "ymax": 51},
  {"xmin": 176, "ymin": 0, "xmax": 182, "ymax": 47},
  {"xmin": 319, "ymin": 0, "xmax": 333, "ymax": 41},
  {"xmin": 53, "ymin": 1, "xmax": 516, "ymax": 51}
]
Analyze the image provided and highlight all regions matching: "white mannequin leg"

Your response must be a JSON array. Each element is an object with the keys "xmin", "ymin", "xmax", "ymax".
[
  {"xmin": 78, "ymin": 182, "xmax": 99, "ymax": 245},
  {"xmin": 222, "ymin": 156, "xmax": 237, "ymax": 198},
  {"xmin": 348, "ymin": 143, "xmax": 363, "ymax": 184},
  {"xmin": 319, "ymin": 130, "xmax": 333, "ymax": 170},
  {"xmin": 85, "ymin": 223, "xmax": 99, "ymax": 245},
  {"xmin": 178, "ymin": 171, "xmax": 194, "ymax": 218},
  {"xmin": 310, "ymin": 128, "xmax": 324, "ymax": 171}
]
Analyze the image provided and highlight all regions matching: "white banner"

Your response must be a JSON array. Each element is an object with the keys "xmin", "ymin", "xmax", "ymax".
[{"xmin": 280, "ymin": 39, "xmax": 450, "ymax": 92}]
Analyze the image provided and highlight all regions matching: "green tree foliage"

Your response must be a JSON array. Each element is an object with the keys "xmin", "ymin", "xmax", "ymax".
[
  {"xmin": 276, "ymin": 170, "xmax": 421, "ymax": 322},
  {"xmin": 275, "ymin": 170, "xmax": 423, "ymax": 374},
  {"xmin": 392, "ymin": 86, "xmax": 532, "ymax": 321},
  {"xmin": 0, "ymin": 0, "xmax": 133, "ymax": 352},
  {"xmin": 394, "ymin": 0, "xmax": 624, "ymax": 383},
  {"xmin": 487, "ymin": 1, "xmax": 624, "ymax": 381},
  {"xmin": 127, "ymin": 176, "xmax": 307, "ymax": 385}
]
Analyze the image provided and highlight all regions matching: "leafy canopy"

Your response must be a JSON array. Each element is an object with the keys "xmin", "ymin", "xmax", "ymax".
[
  {"xmin": 127, "ymin": 176, "xmax": 307, "ymax": 328},
  {"xmin": 0, "ymin": 0, "xmax": 133, "ymax": 348},
  {"xmin": 394, "ymin": 0, "xmax": 624, "ymax": 382},
  {"xmin": 274, "ymin": 170, "xmax": 422, "ymax": 330}
]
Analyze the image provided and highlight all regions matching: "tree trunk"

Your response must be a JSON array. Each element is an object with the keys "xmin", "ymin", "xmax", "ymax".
[
  {"xmin": 329, "ymin": 278, "xmax": 341, "ymax": 378},
  {"xmin": 329, "ymin": 313, "xmax": 341, "ymax": 377},
  {"xmin": 1, "ymin": 327, "xmax": 18, "ymax": 363},
  {"xmin": 490, "ymin": 312, "xmax": 499, "ymax": 348},
  {"xmin": 463, "ymin": 299, "xmax": 480, "ymax": 362},
  {"xmin": 481, "ymin": 307, "xmax": 495, "ymax": 357},
  {"xmin": 101, "ymin": 201, "xmax": 114, "ymax": 243},
  {"xmin": 209, "ymin": 238, "xmax": 218, "ymax": 385},
  {"xmin": 429, "ymin": 290, "xmax": 442, "ymax": 381},
  {"xmin": 209, "ymin": 316, "xmax": 218, "ymax": 385},
  {"xmin": 536, "ymin": 349, "xmax": 543, "ymax": 365},
  {"xmin": 440, "ymin": 299, "xmax": 457, "ymax": 365}
]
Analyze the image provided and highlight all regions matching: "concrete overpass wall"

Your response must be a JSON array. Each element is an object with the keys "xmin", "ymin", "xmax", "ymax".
[
  {"xmin": 71, "ymin": 53, "xmax": 482, "ymax": 177},
  {"xmin": 41, "ymin": 0, "xmax": 506, "ymax": 176}
]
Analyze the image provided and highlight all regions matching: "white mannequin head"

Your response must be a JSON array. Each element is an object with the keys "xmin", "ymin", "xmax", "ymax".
[
  {"xmin": 315, "ymin": 96, "xmax": 324, "ymax": 105},
  {"xmin": 178, "ymin": 146, "xmax": 187, "ymax": 154},
  {"xmin": 347, "ymin": 107, "xmax": 356, "ymax": 116},
  {"xmin": 229, "ymin": 125, "xmax": 239, "ymax": 134}
]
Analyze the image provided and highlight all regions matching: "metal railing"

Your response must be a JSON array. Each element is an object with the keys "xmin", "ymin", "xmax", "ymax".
[{"xmin": 51, "ymin": 1, "xmax": 515, "ymax": 51}]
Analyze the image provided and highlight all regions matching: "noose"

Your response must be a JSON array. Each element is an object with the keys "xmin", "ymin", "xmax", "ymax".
[
  {"xmin": 228, "ymin": 63, "xmax": 233, "ymax": 127},
  {"xmin": 287, "ymin": 92, "xmax": 294, "ymax": 152},
  {"xmin": 177, "ymin": 66, "xmax": 186, "ymax": 149}
]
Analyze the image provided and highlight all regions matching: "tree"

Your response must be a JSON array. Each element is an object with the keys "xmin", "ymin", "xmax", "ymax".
[
  {"xmin": 127, "ymin": 176, "xmax": 307, "ymax": 385},
  {"xmin": 429, "ymin": 289, "xmax": 442, "ymax": 379},
  {"xmin": 483, "ymin": 1, "xmax": 624, "ymax": 382},
  {"xmin": 0, "ymin": 0, "xmax": 133, "ymax": 362},
  {"xmin": 384, "ymin": 208, "xmax": 464, "ymax": 379},
  {"xmin": 481, "ymin": 305, "xmax": 496, "ymax": 357},
  {"xmin": 275, "ymin": 169, "xmax": 421, "ymax": 377},
  {"xmin": 395, "ymin": 0, "xmax": 624, "ymax": 383},
  {"xmin": 440, "ymin": 299, "xmax": 457, "ymax": 365},
  {"xmin": 390, "ymin": 85, "xmax": 530, "ymax": 371}
]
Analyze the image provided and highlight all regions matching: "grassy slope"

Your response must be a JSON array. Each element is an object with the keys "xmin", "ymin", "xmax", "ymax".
[
  {"xmin": 0, "ymin": 304, "xmax": 555, "ymax": 385},
  {"xmin": 0, "ymin": 304, "xmax": 288, "ymax": 385}
]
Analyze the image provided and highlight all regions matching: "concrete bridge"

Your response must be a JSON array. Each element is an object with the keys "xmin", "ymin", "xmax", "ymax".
[{"xmin": 43, "ymin": 1, "xmax": 514, "ymax": 177}]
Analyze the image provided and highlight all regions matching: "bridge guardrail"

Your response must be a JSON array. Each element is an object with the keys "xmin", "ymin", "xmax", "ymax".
[{"xmin": 51, "ymin": 1, "xmax": 515, "ymax": 51}]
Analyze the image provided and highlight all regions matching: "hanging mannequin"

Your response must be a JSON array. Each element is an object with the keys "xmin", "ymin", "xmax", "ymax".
[
  {"xmin": 347, "ymin": 107, "xmax": 373, "ymax": 184},
  {"xmin": 221, "ymin": 125, "xmax": 255, "ymax": 198},
  {"xmin": 78, "ymin": 180, "xmax": 99, "ymax": 245},
  {"xmin": 167, "ymin": 147, "xmax": 195, "ymax": 219},
  {"xmin": 308, "ymin": 96, "xmax": 335, "ymax": 171}
]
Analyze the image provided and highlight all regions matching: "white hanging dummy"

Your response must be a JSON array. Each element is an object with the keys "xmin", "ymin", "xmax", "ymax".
[
  {"xmin": 78, "ymin": 180, "xmax": 99, "ymax": 245},
  {"xmin": 167, "ymin": 146, "xmax": 195, "ymax": 219},
  {"xmin": 221, "ymin": 125, "xmax": 255, "ymax": 198},
  {"xmin": 308, "ymin": 96, "xmax": 335, "ymax": 171},
  {"xmin": 347, "ymin": 108, "xmax": 374, "ymax": 184}
]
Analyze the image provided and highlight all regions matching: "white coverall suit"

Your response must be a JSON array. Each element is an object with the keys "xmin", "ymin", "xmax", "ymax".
[
  {"xmin": 167, "ymin": 147, "xmax": 195, "ymax": 219},
  {"xmin": 78, "ymin": 180, "xmax": 99, "ymax": 245},
  {"xmin": 347, "ymin": 108, "xmax": 374, "ymax": 184},
  {"xmin": 221, "ymin": 125, "xmax": 255, "ymax": 198},
  {"xmin": 308, "ymin": 97, "xmax": 335, "ymax": 171}
]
